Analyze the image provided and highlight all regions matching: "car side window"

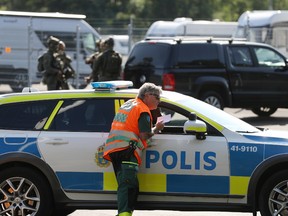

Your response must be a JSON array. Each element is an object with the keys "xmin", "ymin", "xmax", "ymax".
[
  {"xmin": 229, "ymin": 47, "xmax": 253, "ymax": 67},
  {"xmin": 253, "ymin": 47, "xmax": 285, "ymax": 68},
  {"xmin": 158, "ymin": 103, "xmax": 222, "ymax": 136},
  {"xmin": 176, "ymin": 44, "xmax": 223, "ymax": 68},
  {"xmin": 0, "ymin": 100, "xmax": 57, "ymax": 130},
  {"xmin": 49, "ymin": 99, "xmax": 114, "ymax": 132}
]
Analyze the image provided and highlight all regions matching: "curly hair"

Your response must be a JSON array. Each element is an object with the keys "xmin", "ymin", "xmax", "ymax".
[{"xmin": 137, "ymin": 83, "xmax": 162, "ymax": 100}]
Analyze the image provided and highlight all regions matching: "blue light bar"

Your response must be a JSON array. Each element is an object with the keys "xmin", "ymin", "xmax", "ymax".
[{"xmin": 91, "ymin": 80, "xmax": 133, "ymax": 90}]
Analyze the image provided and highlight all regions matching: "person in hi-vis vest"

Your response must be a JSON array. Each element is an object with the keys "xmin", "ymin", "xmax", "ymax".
[{"xmin": 104, "ymin": 83, "xmax": 164, "ymax": 216}]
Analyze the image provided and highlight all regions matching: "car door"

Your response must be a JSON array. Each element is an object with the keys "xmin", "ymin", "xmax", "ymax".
[
  {"xmin": 252, "ymin": 46, "xmax": 288, "ymax": 105},
  {"xmin": 227, "ymin": 45, "xmax": 288, "ymax": 106},
  {"xmin": 137, "ymin": 104, "xmax": 230, "ymax": 203},
  {"xmin": 37, "ymin": 98, "xmax": 116, "ymax": 194}
]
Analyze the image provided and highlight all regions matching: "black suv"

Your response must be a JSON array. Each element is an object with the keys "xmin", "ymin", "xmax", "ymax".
[{"xmin": 124, "ymin": 38, "xmax": 288, "ymax": 116}]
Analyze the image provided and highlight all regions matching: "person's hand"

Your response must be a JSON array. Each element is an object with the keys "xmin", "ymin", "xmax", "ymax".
[
  {"xmin": 84, "ymin": 76, "xmax": 91, "ymax": 84},
  {"xmin": 155, "ymin": 121, "xmax": 164, "ymax": 132}
]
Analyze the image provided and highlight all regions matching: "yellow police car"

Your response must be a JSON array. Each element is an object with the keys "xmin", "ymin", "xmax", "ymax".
[{"xmin": 0, "ymin": 81, "xmax": 287, "ymax": 216}]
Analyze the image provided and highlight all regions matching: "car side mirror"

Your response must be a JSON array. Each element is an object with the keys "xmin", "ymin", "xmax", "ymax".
[{"xmin": 183, "ymin": 112, "xmax": 207, "ymax": 140}]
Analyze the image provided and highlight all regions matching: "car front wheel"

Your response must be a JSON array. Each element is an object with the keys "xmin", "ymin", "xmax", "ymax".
[
  {"xmin": 0, "ymin": 166, "xmax": 53, "ymax": 216},
  {"xmin": 259, "ymin": 170, "xmax": 288, "ymax": 216}
]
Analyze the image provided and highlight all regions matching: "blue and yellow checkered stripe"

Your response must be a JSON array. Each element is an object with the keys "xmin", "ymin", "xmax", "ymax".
[{"xmin": 57, "ymin": 171, "xmax": 249, "ymax": 195}]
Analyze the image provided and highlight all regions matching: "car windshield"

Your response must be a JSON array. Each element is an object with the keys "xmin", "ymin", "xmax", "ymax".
[
  {"xmin": 82, "ymin": 32, "xmax": 99, "ymax": 53},
  {"xmin": 163, "ymin": 91, "xmax": 260, "ymax": 133}
]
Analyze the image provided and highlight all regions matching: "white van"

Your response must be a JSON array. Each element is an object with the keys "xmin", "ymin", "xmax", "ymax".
[
  {"xmin": 0, "ymin": 11, "xmax": 101, "ymax": 91},
  {"xmin": 235, "ymin": 10, "xmax": 288, "ymax": 56},
  {"xmin": 145, "ymin": 18, "xmax": 238, "ymax": 39}
]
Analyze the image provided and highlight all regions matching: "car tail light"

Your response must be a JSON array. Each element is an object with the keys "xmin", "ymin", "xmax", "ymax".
[{"xmin": 162, "ymin": 73, "xmax": 175, "ymax": 91}]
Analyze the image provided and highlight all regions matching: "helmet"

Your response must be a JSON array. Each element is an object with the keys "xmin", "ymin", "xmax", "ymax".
[
  {"xmin": 59, "ymin": 41, "xmax": 66, "ymax": 50},
  {"xmin": 104, "ymin": 37, "xmax": 114, "ymax": 47},
  {"xmin": 47, "ymin": 36, "xmax": 60, "ymax": 46},
  {"xmin": 96, "ymin": 39, "xmax": 102, "ymax": 46}
]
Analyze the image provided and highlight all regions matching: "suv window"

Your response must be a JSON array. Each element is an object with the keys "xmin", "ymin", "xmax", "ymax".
[
  {"xmin": 253, "ymin": 47, "xmax": 285, "ymax": 67},
  {"xmin": 49, "ymin": 99, "xmax": 114, "ymax": 132},
  {"xmin": 126, "ymin": 43, "xmax": 171, "ymax": 67},
  {"xmin": 0, "ymin": 100, "xmax": 57, "ymax": 130},
  {"xmin": 175, "ymin": 43, "xmax": 223, "ymax": 68},
  {"xmin": 229, "ymin": 46, "xmax": 253, "ymax": 67}
]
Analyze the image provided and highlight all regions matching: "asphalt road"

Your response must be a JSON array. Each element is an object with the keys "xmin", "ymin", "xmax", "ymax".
[
  {"xmin": 1, "ymin": 84, "xmax": 286, "ymax": 216},
  {"xmin": 70, "ymin": 210, "xmax": 259, "ymax": 216}
]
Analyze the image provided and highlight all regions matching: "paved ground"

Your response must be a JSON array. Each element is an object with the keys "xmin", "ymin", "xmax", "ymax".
[{"xmin": 69, "ymin": 210, "xmax": 259, "ymax": 216}]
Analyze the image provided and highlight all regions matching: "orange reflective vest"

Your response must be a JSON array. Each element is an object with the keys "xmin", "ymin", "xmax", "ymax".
[{"xmin": 104, "ymin": 98, "xmax": 152, "ymax": 165}]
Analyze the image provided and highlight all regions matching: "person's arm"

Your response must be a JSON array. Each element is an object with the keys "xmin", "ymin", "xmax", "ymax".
[
  {"xmin": 138, "ymin": 112, "xmax": 164, "ymax": 141},
  {"xmin": 92, "ymin": 54, "xmax": 103, "ymax": 80},
  {"xmin": 43, "ymin": 53, "xmax": 60, "ymax": 75}
]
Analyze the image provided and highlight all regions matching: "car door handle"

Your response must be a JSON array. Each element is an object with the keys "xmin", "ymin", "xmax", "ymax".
[{"xmin": 45, "ymin": 139, "xmax": 69, "ymax": 145}]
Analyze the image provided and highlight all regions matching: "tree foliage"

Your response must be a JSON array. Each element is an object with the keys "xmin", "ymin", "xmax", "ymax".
[{"xmin": 1, "ymin": 0, "xmax": 288, "ymax": 27}]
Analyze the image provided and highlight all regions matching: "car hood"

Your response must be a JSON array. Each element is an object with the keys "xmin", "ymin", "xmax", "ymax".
[{"xmin": 243, "ymin": 129, "xmax": 288, "ymax": 144}]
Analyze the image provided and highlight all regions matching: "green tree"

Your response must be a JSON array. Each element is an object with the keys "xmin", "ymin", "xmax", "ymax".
[{"xmin": 2, "ymin": 0, "xmax": 288, "ymax": 25}]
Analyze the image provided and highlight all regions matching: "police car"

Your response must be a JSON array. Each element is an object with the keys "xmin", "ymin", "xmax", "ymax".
[{"xmin": 0, "ymin": 81, "xmax": 287, "ymax": 216}]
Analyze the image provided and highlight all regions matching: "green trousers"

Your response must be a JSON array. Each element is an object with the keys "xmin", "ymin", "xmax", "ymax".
[{"xmin": 116, "ymin": 160, "xmax": 139, "ymax": 216}]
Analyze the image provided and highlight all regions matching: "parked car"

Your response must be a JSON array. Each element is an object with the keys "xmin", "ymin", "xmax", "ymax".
[
  {"xmin": 124, "ymin": 38, "xmax": 288, "ymax": 116},
  {"xmin": 1, "ymin": 81, "xmax": 288, "ymax": 216}
]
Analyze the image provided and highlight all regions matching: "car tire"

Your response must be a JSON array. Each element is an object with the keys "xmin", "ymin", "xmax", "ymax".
[
  {"xmin": 259, "ymin": 169, "xmax": 288, "ymax": 216},
  {"xmin": 200, "ymin": 91, "xmax": 224, "ymax": 109},
  {"xmin": 9, "ymin": 69, "xmax": 29, "ymax": 92},
  {"xmin": 0, "ymin": 166, "xmax": 53, "ymax": 216},
  {"xmin": 251, "ymin": 107, "xmax": 277, "ymax": 117}
]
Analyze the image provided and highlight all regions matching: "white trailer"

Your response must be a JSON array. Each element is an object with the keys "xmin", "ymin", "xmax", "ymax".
[
  {"xmin": 0, "ymin": 11, "xmax": 101, "ymax": 91},
  {"xmin": 145, "ymin": 18, "xmax": 238, "ymax": 39},
  {"xmin": 235, "ymin": 10, "xmax": 288, "ymax": 57}
]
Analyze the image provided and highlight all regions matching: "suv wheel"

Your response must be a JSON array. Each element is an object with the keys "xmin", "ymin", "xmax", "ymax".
[
  {"xmin": 259, "ymin": 170, "xmax": 288, "ymax": 216},
  {"xmin": 200, "ymin": 91, "xmax": 224, "ymax": 109},
  {"xmin": 0, "ymin": 167, "xmax": 53, "ymax": 216},
  {"xmin": 251, "ymin": 107, "xmax": 277, "ymax": 117},
  {"xmin": 9, "ymin": 69, "xmax": 29, "ymax": 92}
]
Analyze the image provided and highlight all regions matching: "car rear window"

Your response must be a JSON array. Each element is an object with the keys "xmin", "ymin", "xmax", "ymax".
[
  {"xmin": 174, "ymin": 43, "xmax": 223, "ymax": 68},
  {"xmin": 0, "ymin": 100, "xmax": 57, "ymax": 130},
  {"xmin": 126, "ymin": 42, "xmax": 171, "ymax": 68}
]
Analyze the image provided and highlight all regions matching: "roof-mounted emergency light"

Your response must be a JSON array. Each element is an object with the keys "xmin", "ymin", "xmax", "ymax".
[{"xmin": 91, "ymin": 80, "xmax": 133, "ymax": 91}]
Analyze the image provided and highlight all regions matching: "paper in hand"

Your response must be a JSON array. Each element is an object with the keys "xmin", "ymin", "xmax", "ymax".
[{"xmin": 157, "ymin": 114, "xmax": 171, "ymax": 123}]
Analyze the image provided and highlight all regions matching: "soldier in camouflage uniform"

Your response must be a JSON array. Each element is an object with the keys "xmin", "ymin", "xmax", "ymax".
[
  {"xmin": 91, "ymin": 37, "xmax": 122, "ymax": 81},
  {"xmin": 85, "ymin": 39, "xmax": 103, "ymax": 68},
  {"xmin": 58, "ymin": 41, "xmax": 75, "ymax": 89},
  {"xmin": 42, "ymin": 36, "xmax": 64, "ymax": 90},
  {"xmin": 84, "ymin": 39, "xmax": 105, "ymax": 83}
]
